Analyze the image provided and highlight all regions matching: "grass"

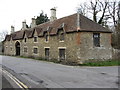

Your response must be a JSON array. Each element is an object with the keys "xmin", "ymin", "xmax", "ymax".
[
  {"xmin": 20, "ymin": 56, "xmax": 61, "ymax": 64},
  {"xmin": 81, "ymin": 60, "xmax": 120, "ymax": 66},
  {"xmin": 19, "ymin": 56, "xmax": 120, "ymax": 66}
]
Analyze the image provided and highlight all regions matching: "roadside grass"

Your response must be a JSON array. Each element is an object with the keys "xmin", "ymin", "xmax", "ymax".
[
  {"xmin": 20, "ymin": 56, "xmax": 61, "ymax": 64},
  {"xmin": 80, "ymin": 60, "xmax": 120, "ymax": 66},
  {"xmin": 17, "ymin": 56, "xmax": 120, "ymax": 66}
]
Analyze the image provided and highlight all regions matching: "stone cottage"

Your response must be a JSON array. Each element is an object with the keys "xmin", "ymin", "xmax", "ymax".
[{"xmin": 3, "ymin": 8, "xmax": 112, "ymax": 64}]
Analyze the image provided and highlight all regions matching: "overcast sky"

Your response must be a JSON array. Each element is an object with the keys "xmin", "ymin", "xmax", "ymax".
[{"xmin": 0, "ymin": 0, "xmax": 87, "ymax": 34}]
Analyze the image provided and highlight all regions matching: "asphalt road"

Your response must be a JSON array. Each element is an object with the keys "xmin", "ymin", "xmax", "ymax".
[
  {"xmin": 2, "ymin": 75, "xmax": 13, "ymax": 88},
  {"xmin": 0, "ymin": 55, "xmax": 119, "ymax": 88},
  {"xmin": 0, "ymin": 66, "xmax": 13, "ymax": 89}
]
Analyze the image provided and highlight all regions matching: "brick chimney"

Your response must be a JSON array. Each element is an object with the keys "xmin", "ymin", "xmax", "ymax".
[
  {"xmin": 22, "ymin": 20, "xmax": 27, "ymax": 30},
  {"xmin": 31, "ymin": 18, "xmax": 36, "ymax": 28},
  {"xmin": 11, "ymin": 26, "xmax": 15, "ymax": 33},
  {"xmin": 50, "ymin": 8, "xmax": 57, "ymax": 22}
]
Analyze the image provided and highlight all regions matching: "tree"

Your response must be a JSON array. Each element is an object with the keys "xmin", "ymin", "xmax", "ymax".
[
  {"xmin": 108, "ymin": 1, "xmax": 118, "ymax": 28},
  {"xmin": 77, "ymin": 2, "xmax": 88, "ymax": 16},
  {"xmin": 111, "ymin": 1, "xmax": 120, "ymax": 49},
  {"xmin": 0, "ymin": 30, "xmax": 8, "ymax": 42},
  {"xmin": 77, "ymin": 0, "xmax": 109, "ymax": 26},
  {"xmin": 116, "ymin": 1, "xmax": 120, "ymax": 49},
  {"xmin": 77, "ymin": 0, "xmax": 120, "ymax": 49},
  {"xmin": 36, "ymin": 11, "xmax": 49, "ymax": 25}
]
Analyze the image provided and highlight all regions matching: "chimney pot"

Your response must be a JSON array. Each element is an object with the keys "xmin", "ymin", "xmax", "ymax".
[
  {"xmin": 11, "ymin": 26, "xmax": 15, "ymax": 33},
  {"xmin": 22, "ymin": 20, "xmax": 27, "ymax": 30},
  {"xmin": 31, "ymin": 18, "xmax": 36, "ymax": 28},
  {"xmin": 50, "ymin": 8, "xmax": 57, "ymax": 22}
]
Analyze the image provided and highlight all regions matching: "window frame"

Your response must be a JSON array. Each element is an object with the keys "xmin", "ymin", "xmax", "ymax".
[
  {"xmin": 58, "ymin": 47, "xmax": 66, "ymax": 61},
  {"xmin": 93, "ymin": 33, "xmax": 100, "ymax": 47},
  {"xmin": 33, "ymin": 48, "xmax": 38, "ymax": 54},
  {"xmin": 45, "ymin": 48, "xmax": 50, "ymax": 60},
  {"xmin": 24, "ymin": 38, "xmax": 27, "ymax": 43},
  {"xmin": 24, "ymin": 47, "xmax": 27, "ymax": 53},
  {"xmin": 58, "ymin": 29, "xmax": 65, "ymax": 42},
  {"xmin": 10, "ymin": 46, "xmax": 12, "ymax": 51},
  {"xmin": 45, "ymin": 34, "xmax": 49, "ymax": 42},
  {"xmin": 34, "ymin": 36, "xmax": 38, "ymax": 42},
  {"xmin": 59, "ymin": 33, "xmax": 64, "ymax": 42}
]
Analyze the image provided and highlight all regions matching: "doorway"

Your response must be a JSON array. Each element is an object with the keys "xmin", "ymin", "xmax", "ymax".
[{"xmin": 15, "ymin": 41, "xmax": 20, "ymax": 56}]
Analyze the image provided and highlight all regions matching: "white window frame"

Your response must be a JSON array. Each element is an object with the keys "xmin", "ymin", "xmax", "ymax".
[
  {"xmin": 58, "ymin": 47, "xmax": 66, "ymax": 60},
  {"xmin": 33, "ymin": 46, "xmax": 39, "ymax": 55}
]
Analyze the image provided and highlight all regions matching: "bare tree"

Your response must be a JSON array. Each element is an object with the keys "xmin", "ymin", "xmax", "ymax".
[
  {"xmin": 109, "ymin": 1, "xmax": 120, "ymax": 49},
  {"xmin": 77, "ymin": 2, "xmax": 89, "ymax": 16},
  {"xmin": 108, "ymin": 1, "xmax": 118, "ymax": 28},
  {"xmin": 0, "ymin": 30, "xmax": 8, "ymax": 42},
  {"xmin": 78, "ymin": 0, "xmax": 110, "ymax": 26},
  {"xmin": 118, "ymin": 1, "xmax": 120, "ymax": 23}
]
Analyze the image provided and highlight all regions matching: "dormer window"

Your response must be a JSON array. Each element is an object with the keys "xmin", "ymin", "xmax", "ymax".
[
  {"xmin": 10, "ymin": 47, "xmax": 12, "ymax": 51},
  {"xmin": 24, "ymin": 38, "xmax": 27, "ymax": 42},
  {"xmin": 60, "ymin": 33, "xmax": 64, "ymax": 41},
  {"xmin": 34, "ymin": 37, "xmax": 37, "ymax": 42},
  {"xmin": 44, "ymin": 32, "xmax": 49, "ymax": 42},
  {"xmin": 58, "ymin": 29, "xmax": 65, "ymax": 42},
  {"xmin": 45, "ymin": 35, "xmax": 48, "ymax": 42}
]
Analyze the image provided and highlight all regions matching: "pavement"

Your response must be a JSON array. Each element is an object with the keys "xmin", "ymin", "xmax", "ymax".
[{"xmin": 0, "ymin": 55, "xmax": 119, "ymax": 88}]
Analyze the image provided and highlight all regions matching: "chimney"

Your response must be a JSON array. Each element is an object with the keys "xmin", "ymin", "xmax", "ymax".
[
  {"xmin": 77, "ymin": 12, "xmax": 80, "ymax": 30},
  {"xmin": 22, "ymin": 20, "xmax": 27, "ymax": 30},
  {"xmin": 11, "ymin": 26, "xmax": 15, "ymax": 33},
  {"xmin": 50, "ymin": 8, "xmax": 57, "ymax": 22},
  {"xmin": 31, "ymin": 18, "xmax": 36, "ymax": 28}
]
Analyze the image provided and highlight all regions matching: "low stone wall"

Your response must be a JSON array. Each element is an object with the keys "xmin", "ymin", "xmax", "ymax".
[{"xmin": 112, "ymin": 48, "xmax": 120, "ymax": 59}]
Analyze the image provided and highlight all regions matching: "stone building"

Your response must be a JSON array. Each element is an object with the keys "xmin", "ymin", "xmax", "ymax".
[{"xmin": 3, "ymin": 9, "xmax": 112, "ymax": 64}]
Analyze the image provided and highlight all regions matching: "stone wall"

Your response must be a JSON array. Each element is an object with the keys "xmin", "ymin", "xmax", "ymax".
[
  {"xmin": 112, "ymin": 48, "xmax": 120, "ymax": 59},
  {"xmin": 3, "ymin": 31, "xmax": 112, "ymax": 64},
  {"xmin": 77, "ymin": 32, "xmax": 112, "ymax": 62}
]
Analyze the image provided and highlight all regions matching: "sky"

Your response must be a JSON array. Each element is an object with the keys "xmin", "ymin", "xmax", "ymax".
[{"xmin": 0, "ymin": 0, "xmax": 86, "ymax": 34}]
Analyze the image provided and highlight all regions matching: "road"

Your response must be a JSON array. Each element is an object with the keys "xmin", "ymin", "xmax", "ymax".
[
  {"xmin": 0, "ymin": 55, "xmax": 119, "ymax": 88},
  {"xmin": 0, "ymin": 65, "xmax": 19, "ymax": 89}
]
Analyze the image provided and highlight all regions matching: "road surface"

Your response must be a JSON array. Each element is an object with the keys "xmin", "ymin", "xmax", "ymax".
[{"xmin": 0, "ymin": 55, "xmax": 119, "ymax": 88}]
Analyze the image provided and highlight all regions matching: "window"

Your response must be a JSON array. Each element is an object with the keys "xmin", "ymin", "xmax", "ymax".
[
  {"xmin": 60, "ymin": 33, "xmax": 64, "ymax": 41},
  {"xmin": 24, "ymin": 38, "xmax": 27, "ymax": 42},
  {"xmin": 93, "ymin": 33, "xmax": 100, "ymax": 47},
  {"xmin": 45, "ymin": 48, "xmax": 49, "ymax": 60},
  {"xmin": 10, "ymin": 47, "xmax": 12, "ymax": 51},
  {"xmin": 34, "ymin": 37, "xmax": 37, "ymax": 42},
  {"xmin": 58, "ymin": 30, "xmax": 64, "ymax": 41},
  {"xmin": 59, "ymin": 49, "xmax": 65, "ymax": 60},
  {"xmin": 45, "ymin": 34, "xmax": 49, "ymax": 42},
  {"xmin": 24, "ymin": 48, "xmax": 27, "ymax": 53},
  {"xmin": 33, "ymin": 48, "xmax": 38, "ymax": 54}
]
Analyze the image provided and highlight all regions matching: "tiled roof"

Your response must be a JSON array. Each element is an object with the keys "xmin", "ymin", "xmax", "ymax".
[
  {"xmin": 4, "ymin": 13, "xmax": 112, "ymax": 41},
  {"xmin": 4, "ymin": 35, "xmax": 11, "ymax": 41},
  {"xmin": 79, "ymin": 15, "xmax": 110, "ymax": 32}
]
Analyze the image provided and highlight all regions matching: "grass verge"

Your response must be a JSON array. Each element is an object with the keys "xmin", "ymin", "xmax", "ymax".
[{"xmin": 80, "ymin": 60, "xmax": 120, "ymax": 66}]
